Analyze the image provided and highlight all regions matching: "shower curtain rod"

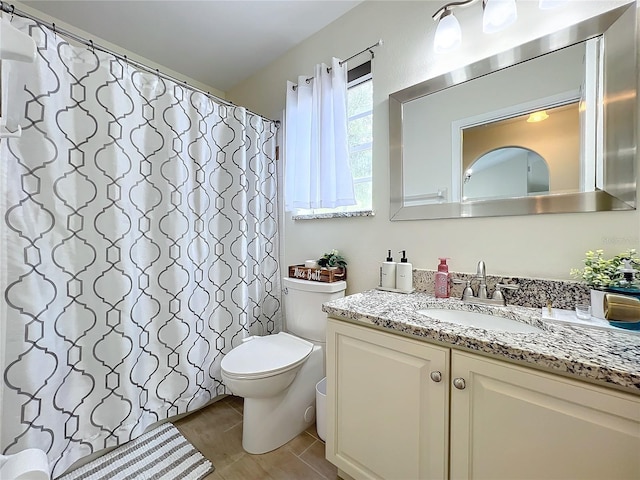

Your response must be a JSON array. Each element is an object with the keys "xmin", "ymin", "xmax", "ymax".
[
  {"xmin": 291, "ymin": 39, "xmax": 382, "ymax": 90},
  {"xmin": 0, "ymin": 2, "xmax": 280, "ymax": 126}
]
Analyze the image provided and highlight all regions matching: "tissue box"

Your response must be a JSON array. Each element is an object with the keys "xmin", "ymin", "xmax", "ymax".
[{"xmin": 288, "ymin": 265, "xmax": 347, "ymax": 283}]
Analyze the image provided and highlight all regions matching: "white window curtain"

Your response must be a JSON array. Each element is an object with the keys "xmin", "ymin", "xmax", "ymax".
[{"xmin": 285, "ymin": 57, "xmax": 356, "ymax": 210}]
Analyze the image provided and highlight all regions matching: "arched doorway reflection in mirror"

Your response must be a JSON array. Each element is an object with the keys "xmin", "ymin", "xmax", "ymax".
[{"xmin": 463, "ymin": 147, "xmax": 550, "ymax": 201}]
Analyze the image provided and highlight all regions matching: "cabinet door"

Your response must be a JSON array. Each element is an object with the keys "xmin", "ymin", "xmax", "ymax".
[
  {"xmin": 450, "ymin": 351, "xmax": 640, "ymax": 480},
  {"xmin": 326, "ymin": 319, "xmax": 449, "ymax": 480}
]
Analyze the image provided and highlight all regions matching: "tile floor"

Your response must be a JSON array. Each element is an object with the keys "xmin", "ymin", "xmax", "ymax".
[{"xmin": 173, "ymin": 395, "xmax": 339, "ymax": 480}]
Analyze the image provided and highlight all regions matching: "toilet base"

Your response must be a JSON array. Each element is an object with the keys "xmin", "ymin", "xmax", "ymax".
[{"xmin": 241, "ymin": 345, "xmax": 324, "ymax": 454}]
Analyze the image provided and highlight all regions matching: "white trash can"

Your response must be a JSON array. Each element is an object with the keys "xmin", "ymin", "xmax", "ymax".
[{"xmin": 315, "ymin": 377, "xmax": 327, "ymax": 441}]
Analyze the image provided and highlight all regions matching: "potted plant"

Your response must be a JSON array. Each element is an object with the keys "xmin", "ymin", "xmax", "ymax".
[
  {"xmin": 317, "ymin": 249, "xmax": 347, "ymax": 270},
  {"xmin": 571, "ymin": 249, "xmax": 640, "ymax": 317}
]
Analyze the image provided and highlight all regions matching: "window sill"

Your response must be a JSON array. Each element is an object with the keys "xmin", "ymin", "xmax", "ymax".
[{"xmin": 292, "ymin": 210, "xmax": 375, "ymax": 220}]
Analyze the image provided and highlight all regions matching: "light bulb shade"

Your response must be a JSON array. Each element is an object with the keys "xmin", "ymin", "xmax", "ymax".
[
  {"xmin": 527, "ymin": 110, "xmax": 549, "ymax": 123},
  {"xmin": 434, "ymin": 11, "xmax": 462, "ymax": 53},
  {"xmin": 483, "ymin": 0, "xmax": 517, "ymax": 34},
  {"xmin": 539, "ymin": 0, "xmax": 568, "ymax": 9}
]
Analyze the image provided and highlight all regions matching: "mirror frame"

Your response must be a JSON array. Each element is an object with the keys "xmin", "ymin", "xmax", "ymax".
[{"xmin": 389, "ymin": 3, "xmax": 637, "ymax": 220}]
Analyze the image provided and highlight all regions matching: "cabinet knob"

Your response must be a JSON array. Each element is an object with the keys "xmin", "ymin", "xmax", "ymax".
[
  {"xmin": 453, "ymin": 377, "xmax": 466, "ymax": 390},
  {"xmin": 430, "ymin": 371, "xmax": 442, "ymax": 382}
]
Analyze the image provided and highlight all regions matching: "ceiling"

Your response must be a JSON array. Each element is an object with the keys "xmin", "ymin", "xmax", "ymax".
[{"xmin": 21, "ymin": 0, "xmax": 363, "ymax": 93}]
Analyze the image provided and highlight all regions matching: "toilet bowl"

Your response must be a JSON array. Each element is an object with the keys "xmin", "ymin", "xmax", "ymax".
[
  {"xmin": 222, "ymin": 332, "xmax": 314, "ymax": 399},
  {"xmin": 0, "ymin": 449, "xmax": 50, "ymax": 480},
  {"xmin": 221, "ymin": 277, "xmax": 346, "ymax": 454}
]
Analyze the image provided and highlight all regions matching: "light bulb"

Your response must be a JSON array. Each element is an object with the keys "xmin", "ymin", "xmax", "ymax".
[
  {"xmin": 483, "ymin": 0, "xmax": 517, "ymax": 34},
  {"xmin": 527, "ymin": 111, "xmax": 549, "ymax": 123},
  {"xmin": 434, "ymin": 10, "xmax": 462, "ymax": 53}
]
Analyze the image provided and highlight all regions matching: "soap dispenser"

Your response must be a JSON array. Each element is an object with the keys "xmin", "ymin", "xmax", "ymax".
[
  {"xmin": 381, "ymin": 250, "xmax": 396, "ymax": 289},
  {"xmin": 435, "ymin": 258, "xmax": 450, "ymax": 298},
  {"xmin": 619, "ymin": 259, "xmax": 640, "ymax": 291},
  {"xmin": 396, "ymin": 250, "xmax": 413, "ymax": 292}
]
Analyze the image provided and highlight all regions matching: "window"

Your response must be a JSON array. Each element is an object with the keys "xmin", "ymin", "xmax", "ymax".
[{"xmin": 294, "ymin": 62, "xmax": 373, "ymax": 218}]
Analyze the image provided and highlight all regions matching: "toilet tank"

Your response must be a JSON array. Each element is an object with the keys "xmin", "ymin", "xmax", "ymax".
[{"xmin": 282, "ymin": 277, "xmax": 346, "ymax": 342}]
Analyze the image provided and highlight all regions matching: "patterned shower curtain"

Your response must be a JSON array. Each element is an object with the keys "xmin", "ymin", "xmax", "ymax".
[{"xmin": 0, "ymin": 18, "xmax": 281, "ymax": 476}]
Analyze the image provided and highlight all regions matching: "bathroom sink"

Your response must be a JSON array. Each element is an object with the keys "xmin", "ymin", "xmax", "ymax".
[{"xmin": 417, "ymin": 308, "xmax": 542, "ymax": 333}]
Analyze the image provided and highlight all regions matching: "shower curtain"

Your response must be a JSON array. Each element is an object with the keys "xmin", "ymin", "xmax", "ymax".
[{"xmin": 0, "ymin": 18, "xmax": 281, "ymax": 476}]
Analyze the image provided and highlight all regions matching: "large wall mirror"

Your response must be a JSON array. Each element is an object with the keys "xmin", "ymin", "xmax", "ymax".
[{"xmin": 389, "ymin": 3, "xmax": 637, "ymax": 220}]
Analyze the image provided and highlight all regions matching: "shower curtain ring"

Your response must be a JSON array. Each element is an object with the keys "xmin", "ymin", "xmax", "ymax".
[
  {"xmin": 52, "ymin": 23, "xmax": 57, "ymax": 38},
  {"xmin": 10, "ymin": 5, "xmax": 14, "ymax": 21},
  {"xmin": 89, "ymin": 39, "xmax": 95, "ymax": 53}
]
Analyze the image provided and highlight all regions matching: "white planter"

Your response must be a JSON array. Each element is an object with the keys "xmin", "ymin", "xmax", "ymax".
[{"xmin": 590, "ymin": 289, "xmax": 606, "ymax": 319}]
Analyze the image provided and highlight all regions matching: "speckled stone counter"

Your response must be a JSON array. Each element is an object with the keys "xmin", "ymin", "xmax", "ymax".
[
  {"xmin": 412, "ymin": 269, "xmax": 590, "ymax": 309},
  {"xmin": 322, "ymin": 289, "xmax": 640, "ymax": 394}
]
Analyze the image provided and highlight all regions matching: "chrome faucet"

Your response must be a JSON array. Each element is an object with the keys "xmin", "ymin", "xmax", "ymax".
[
  {"xmin": 476, "ymin": 260, "xmax": 488, "ymax": 300},
  {"xmin": 453, "ymin": 260, "xmax": 519, "ymax": 306}
]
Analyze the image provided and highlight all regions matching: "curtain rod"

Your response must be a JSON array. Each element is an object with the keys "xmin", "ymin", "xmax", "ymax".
[
  {"xmin": 291, "ymin": 39, "xmax": 383, "ymax": 90},
  {"xmin": 0, "ymin": 2, "xmax": 280, "ymax": 126},
  {"xmin": 341, "ymin": 39, "xmax": 383, "ymax": 66}
]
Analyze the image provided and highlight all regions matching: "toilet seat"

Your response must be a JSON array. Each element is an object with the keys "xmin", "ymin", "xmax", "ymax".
[{"xmin": 221, "ymin": 332, "xmax": 313, "ymax": 380}]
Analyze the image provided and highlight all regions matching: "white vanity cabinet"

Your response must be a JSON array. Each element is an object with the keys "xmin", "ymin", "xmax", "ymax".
[
  {"xmin": 326, "ymin": 318, "xmax": 450, "ymax": 480},
  {"xmin": 450, "ymin": 351, "xmax": 640, "ymax": 480},
  {"xmin": 326, "ymin": 318, "xmax": 640, "ymax": 480}
]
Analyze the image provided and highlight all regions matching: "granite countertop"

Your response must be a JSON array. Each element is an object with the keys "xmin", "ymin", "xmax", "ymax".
[{"xmin": 322, "ymin": 289, "xmax": 640, "ymax": 394}]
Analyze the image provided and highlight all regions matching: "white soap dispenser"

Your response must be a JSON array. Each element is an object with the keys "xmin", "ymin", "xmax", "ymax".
[
  {"xmin": 381, "ymin": 250, "xmax": 396, "ymax": 289},
  {"xmin": 396, "ymin": 250, "xmax": 413, "ymax": 292}
]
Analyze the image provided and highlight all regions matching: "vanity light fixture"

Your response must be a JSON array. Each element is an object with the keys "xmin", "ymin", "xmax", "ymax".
[
  {"xmin": 482, "ymin": 0, "xmax": 517, "ymax": 34},
  {"xmin": 433, "ymin": 8, "xmax": 462, "ymax": 53},
  {"xmin": 526, "ymin": 110, "xmax": 549, "ymax": 123},
  {"xmin": 433, "ymin": 0, "xmax": 564, "ymax": 53}
]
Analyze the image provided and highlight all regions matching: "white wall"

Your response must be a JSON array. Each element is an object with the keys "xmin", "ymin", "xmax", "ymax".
[
  {"xmin": 228, "ymin": 0, "xmax": 639, "ymax": 296},
  {"xmin": 12, "ymin": 1, "xmax": 225, "ymax": 98}
]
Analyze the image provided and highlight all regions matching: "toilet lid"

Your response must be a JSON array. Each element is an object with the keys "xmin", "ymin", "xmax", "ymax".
[{"xmin": 221, "ymin": 332, "xmax": 313, "ymax": 379}]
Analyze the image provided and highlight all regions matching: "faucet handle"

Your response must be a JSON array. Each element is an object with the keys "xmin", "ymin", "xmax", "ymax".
[
  {"xmin": 491, "ymin": 283, "xmax": 519, "ymax": 303},
  {"xmin": 453, "ymin": 278, "xmax": 474, "ymax": 301}
]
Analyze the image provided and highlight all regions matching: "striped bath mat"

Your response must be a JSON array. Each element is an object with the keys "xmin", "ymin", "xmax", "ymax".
[{"xmin": 59, "ymin": 423, "xmax": 213, "ymax": 480}]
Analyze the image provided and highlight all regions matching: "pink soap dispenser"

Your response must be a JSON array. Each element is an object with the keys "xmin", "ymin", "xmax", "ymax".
[{"xmin": 435, "ymin": 258, "xmax": 450, "ymax": 298}]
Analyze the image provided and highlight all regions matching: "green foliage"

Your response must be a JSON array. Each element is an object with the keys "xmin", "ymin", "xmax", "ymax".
[
  {"xmin": 353, "ymin": 181, "xmax": 372, "ymax": 210},
  {"xmin": 317, "ymin": 249, "xmax": 347, "ymax": 268},
  {"xmin": 348, "ymin": 115, "xmax": 373, "ymax": 150},
  {"xmin": 350, "ymin": 150, "xmax": 372, "ymax": 179},
  {"xmin": 347, "ymin": 81, "xmax": 373, "ymax": 118},
  {"xmin": 570, "ymin": 249, "xmax": 640, "ymax": 288}
]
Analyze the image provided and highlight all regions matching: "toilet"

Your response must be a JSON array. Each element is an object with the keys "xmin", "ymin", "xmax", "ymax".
[
  {"xmin": 0, "ymin": 449, "xmax": 50, "ymax": 479},
  {"xmin": 221, "ymin": 277, "xmax": 346, "ymax": 454}
]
